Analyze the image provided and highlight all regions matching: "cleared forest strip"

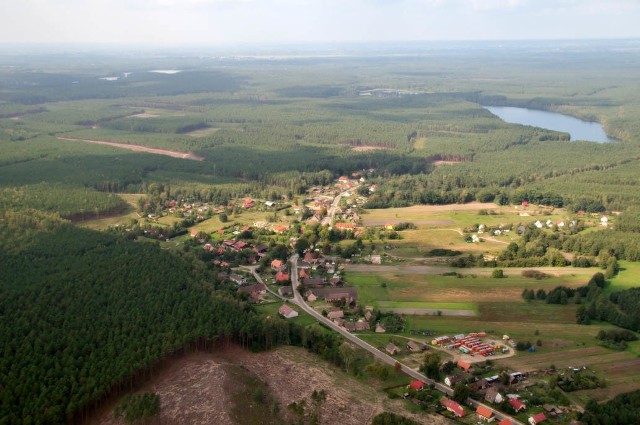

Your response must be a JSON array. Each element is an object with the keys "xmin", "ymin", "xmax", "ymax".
[{"xmin": 57, "ymin": 136, "xmax": 205, "ymax": 161}]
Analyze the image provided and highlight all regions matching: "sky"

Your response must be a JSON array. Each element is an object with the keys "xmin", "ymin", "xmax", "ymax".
[{"xmin": 1, "ymin": 0, "xmax": 639, "ymax": 46}]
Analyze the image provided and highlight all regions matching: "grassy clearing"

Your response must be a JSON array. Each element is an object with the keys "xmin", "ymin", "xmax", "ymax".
[
  {"xmin": 606, "ymin": 260, "xmax": 640, "ymax": 293},
  {"xmin": 77, "ymin": 193, "xmax": 143, "ymax": 230},
  {"xmin": 254, "ymin": 302, "xmax": 317, "ymax": 327},
  {"xmin": 377, "ymin": 301, "xmax": 477, "ymax": 311}
]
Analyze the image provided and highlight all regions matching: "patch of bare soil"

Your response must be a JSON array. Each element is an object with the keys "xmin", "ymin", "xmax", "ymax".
[
  {"xmin": 91, "ymin": 352, "xmax": 233, "ymax": 425},
  {"xmin": 127, "ymin": 112, "xmax": 159, "ymax": 118},
  {"xmin": 89, "ymin": 346, "xmax": 448, "ymax": 425},
  {"xmin": 363, "ymin": 219, "xmax": 456, "ymax": 226},
  {"xmin": 431, "ymin": 160, "xmax": 461, "ymax": 166},
  {"xmin": 351, "ymin": 145, "xmax": 393, "ymax": 152},
  {"xmin": 57, "ymin": 137, "xmax": 205, "ymax": 161}
]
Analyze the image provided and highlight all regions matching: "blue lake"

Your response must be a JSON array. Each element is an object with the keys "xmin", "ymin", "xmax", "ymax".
[{"xmin": 484, "ymin": 106, "xmax": 612, "ymax": 143}]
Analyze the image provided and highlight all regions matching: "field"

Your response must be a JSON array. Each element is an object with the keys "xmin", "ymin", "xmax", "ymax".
[
  {"xmin": 344, "ymin": 263, "xmax": 640, "ymax": 401},
  {"xmin": 88, "ymin": 345, "xmax": 447, "ymax": 425},
  {"xmin": 362, "ymin": 203, "xmax": 571, "ymax": 258}
]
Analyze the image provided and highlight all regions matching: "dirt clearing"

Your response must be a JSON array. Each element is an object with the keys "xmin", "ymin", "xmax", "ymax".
[
  {"xmin": 88, "ymin": 345, "xmax": 447, "ymax": 425},
  {"xmin": 57, "ymin": 137, "xmax": 205, "ymax": 161}
]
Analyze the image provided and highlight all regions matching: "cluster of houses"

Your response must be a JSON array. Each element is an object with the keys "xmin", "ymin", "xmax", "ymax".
[{"xmin": 385, "ymin": 339, "xmax": 428, "ymax": 356}]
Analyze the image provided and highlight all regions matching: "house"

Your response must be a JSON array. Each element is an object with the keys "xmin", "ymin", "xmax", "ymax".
[
  {"xmin": 406, "ymin": 340, "xmax": 425, "ymax": 353},
  {"xmin": 343, "ymin": 321, "xmax": 370, "ymax": 331},
  {"xmin": 278, "ymin": 286, "xmax": 293, "ymax": 297},
  {"xmin": 335, "ymin": 222, "xmax": 356, "ymax": 231},
  {"xmin": 499, "ymin": 419, "xmax": 513, "ymax": 425},
  {"xmin": 299, "ymin": 269, "xmax": 310, "ymax": 279},
  {"xmin": 253, "ymin": 244, "xmax": 268, "ymax": 257},
  {"xmin": 444, "ymin": 375, "xmax": 464, "ymax": 388},
  {"xmin": 304, "ymin": 251, "xmax": 319, "ymax": 264},
  {"xmin": 543, "ymin": 404, "xmax": 562, "ymax": 416},
  {"xmin": 457, "ymin": 359, "xmax": 473, "ymax": 373},
  {"xmin": 535, "ymin": 220, "xmax": 543, "ymax": 229},
  {"xmin": 275, "ymin": 271, "xmax": 290, "ymax": 282},
  {"xmin": 472, "ymin": 234, "xmax": 481, "ymax": 243},
  {"xmin": 476, "ymin": 405, "xmax": 494, "ymax": 422},
  {"xmin": 229, "ymin": 273, "xmax": 248, "ymax": 286},
  {"xmin": 529, "ymin": 413, "xmax": 547, "ymax": 425},
  {"xmin": 375, "ymin": 323, "xmax": 386, "ymax": 333},
  {"xmin": 271, "ymin": 259, "xmax": 285, "ymax": 271},
  {"xmin": 232, "ymin": 241, "xmax": 248, "ymax": 251},
  {"xmin": 243, "ymin": 198, "xmax": 254, "ymax": 208},
  {"xmin": 272, "ymin": 224, "xmax": 288, "ymax": 234},
  {"xmin": 300, "ymin": 276, "xmax": 326, "ymax": 288},
  {"xmin": 330, "ymin": 276, "xmax": 343, "ymax": 286},
  {"xmin": 297, "ymin": 260, "xmax": 312, "ymax": 269},
  {"xmin": 408, "ymin": 381, "xmax": 425, "ymax": 391},
  {"xmin": 237, "ymin": 283, "xmax": 266, "ymax": 302},
  {"xmin": 364, "ymin": 310, "xmax": 373, "ymax": 321},
  {"xmin": 327, "ymin": 310, "xmax": 344, "ymax": 321},
  {"xmin": 485, "ymin": 387, "xmax": 504, "ymax": 404},
  {"xmin": 279, "ymin": 304, "xmax": 298, "ymax": 319},
  {"xmin": 386, "ymin": 343, "xmax": 400, "ymax": 355},
  {"xmin": 600, "ymin": 216, "xmax": 609, "ymax": 227},
  {"xmin": 509, "ymin": 397, "xmax": 526, "ymax": 413},
  {"xmin": 306, "ymin": 291, "xmax": 317, "ymax": 302},
  {"xmin": 440, "ymin": 397, "xmax": 465, "ymax": 418},
  {"xmin": 265, "ymin": 201, "xmax": 274, "ymax": 207},
  {"xmin": 469, "ymin": 379, "xmax": 490, "ymax": 392},
  {"xmin": 314, "ymin": 287, "xmax": 357, "ymax": 303},
  {"xmin": 190, "ymin": 230, "xmax": 199, "ymax": 237}
]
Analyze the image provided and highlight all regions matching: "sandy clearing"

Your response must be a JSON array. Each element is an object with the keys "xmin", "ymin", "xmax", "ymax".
[
  {"xmin": 351, "ymin": 145, "xmax": 393, "ymax": 152},
  {"xmin": 127, "ymin": 112, "xmax": 159, "ymax": 118},
  {"xmin": 88, "ymin": 346, "xmax": 447, "ymax": 425},
  {"xmin": 57, "ymin": 137, "xmax": 205, "ymax": 161}
]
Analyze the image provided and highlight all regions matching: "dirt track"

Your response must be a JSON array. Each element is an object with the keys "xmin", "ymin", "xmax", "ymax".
[
  {"xmin": 378, "ymin": 307, "xmax": 475, "ymax": 316},
  {"xmin": 363, "ymin": 219, "xmax": 456, "ymax": 226},
  {"xmin": 57, "ymin": 137, "xmax": 205, "ymax": 161},
  {"xmin": 345, "ymin": 264, "xmax": 589, "ymax": 277}
]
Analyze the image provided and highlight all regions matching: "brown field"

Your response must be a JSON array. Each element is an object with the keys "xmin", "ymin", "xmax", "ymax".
[
  {"xmin": 88, "ymin": 345, "xmax": 447, "ymax": 425},
  {"xmin": 57, "ymin": 137, "xmax": 205, "ymax": 161},
  {"xmin": 363, "ymin": 218, "xmax": 456, "ymax": 226}
]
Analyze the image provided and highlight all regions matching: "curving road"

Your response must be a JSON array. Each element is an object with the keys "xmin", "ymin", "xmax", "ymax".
[{"xmin": 288, "ymin": 254, "xmax": 524, "ymax": 425}]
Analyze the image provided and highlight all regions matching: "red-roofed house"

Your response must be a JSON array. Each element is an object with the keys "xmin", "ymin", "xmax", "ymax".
[
  {"xmin": 279, "ymin": 304, "xmax": 298, "ymax": 319},
  {"xmin": 243, "ymin": 198, "xmax": 254, "ymax": 208},
  {"xmin": 408, "ymin": 381, "xmax": 425, "ymax": 391},
  {"xmin": 335, "ymin": 222, "xmax": 356, "ymax": 231},
  {"xmin": 476, "ymin": 405, "xmax": 494, "ymax": 421},
  {"xmin": 271, "ymin": 259, "xmax": 285, "ymax": 271},
  {"xmin": 529, "ymin": 413, "xmax": 547, "ymax": 425},
  {"xmin": 457, "ymin": 359, "xmax": 472, "ymax": 372},
  {"xmin": 440, "ymin": 397, "xmax": 465, "ymax": 418},
  {"xmin": 499, "ymin": 419, "xmax": 513, "ymax": 425},
  {"xmin": 299, "ymin": 269, "xmax": 309, "ymax": 279},
  {"xmin": 509, "ymin": 397, "xmax": 526, "ymax": 413},
  {"xmin": 272, "ymin": 224, "xmax": 288, "ymax": 234},
  {"xmin": 275, "ymin": 271, "xmax": 290, "ymax": 282},
  {"xmin": 190, "ymin": 230, "xmax": 199, "ymax": 237}
]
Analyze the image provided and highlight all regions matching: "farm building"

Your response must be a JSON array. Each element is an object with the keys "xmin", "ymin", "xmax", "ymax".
[
  {"xmin": 278, "ymin": 286, "xmax": 293, "ymax": 297},
  {"xmin": 386, "ymin": 343, "xmax": 400, "ymax": 355},
  {"xmin": 327, "ymin": 309, "xmax": 344, "ymax": 321},
  {"xmin": 279, "ymin": 304, "xmax": 298, "ymax": 319},
  {"xmin": 444, "ymin": 375, "xmax": 464, "ymax": 388}
]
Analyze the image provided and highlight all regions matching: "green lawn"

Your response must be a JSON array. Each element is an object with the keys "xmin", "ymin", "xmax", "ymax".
[{"xmin": 606, "ymin": 260, "xmax": 640, "ymax": 293}]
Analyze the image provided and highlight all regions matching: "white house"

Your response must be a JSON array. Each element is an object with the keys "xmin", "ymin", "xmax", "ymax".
[
  {"xmin": 535, "ymin": 220, "xmax": 543, "ymax": 229},
  {"xmin": 601, "ymin": 216, "xmax": 609, "ymax": 227}
]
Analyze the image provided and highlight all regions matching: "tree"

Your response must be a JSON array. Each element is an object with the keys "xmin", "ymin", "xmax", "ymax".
[
  {"xmin": 219, "ymin": 213, "xmax": 228, "ymax": 223},
  {"xmin": 452, "ymin": 383, "xmax": 471, "ymax": 403},
  {"xmin": 295, "ymin": 237, "xmax": 311, "ymax": 256},
  {"xmin": 419, "ymin": 351, "xmax": 441, "ymax": 381},
  {"xmin": 114, "ymin": 392, "xmax": 160, "ymax": 424},
  {"xmin": 492, "ymin": 269, "xmax": 505, "ymax": 278}
]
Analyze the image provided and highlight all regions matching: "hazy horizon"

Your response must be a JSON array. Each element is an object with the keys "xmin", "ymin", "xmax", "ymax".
[{"xmin": 2, "ymin": 0, "xmax": 639, "ymax": 47}]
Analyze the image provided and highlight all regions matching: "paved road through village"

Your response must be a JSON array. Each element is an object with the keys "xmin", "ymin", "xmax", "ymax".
[{"xmin": 286, "ymin": 254, "xmax": 524, "ymax": 425}]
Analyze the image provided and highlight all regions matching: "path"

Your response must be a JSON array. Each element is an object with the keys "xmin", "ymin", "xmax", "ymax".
[
  {"xmin": 344, "ymin": 264, "xmax": 588, "ymax": 277},
  {"xmin": 288, "ymin": 254, "xmax": 524, "ymax": 425}
]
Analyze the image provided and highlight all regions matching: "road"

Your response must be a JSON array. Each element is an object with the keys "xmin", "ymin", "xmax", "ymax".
[
  {"xmin": 287, "ymin": 254, "xmax": 524, "ymax": 425},
  {"xmin": 241, "ymin": 265, "xmax": 286, "ymax": 301},
  {"xmin": 321, "ymin": 187, "xmax": 356, "ymax": 226}
]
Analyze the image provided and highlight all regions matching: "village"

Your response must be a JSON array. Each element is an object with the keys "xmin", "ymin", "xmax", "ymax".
[{"xmin": 127, "ymin": 174, "xmax": 619, "ymax": 425}]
